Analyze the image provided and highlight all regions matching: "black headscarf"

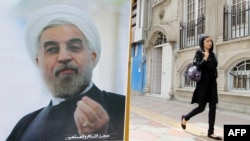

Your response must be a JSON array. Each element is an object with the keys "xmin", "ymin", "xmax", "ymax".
[{"xmin": 199, "ymin": 34, "xmax": 214, "ymax": 53}]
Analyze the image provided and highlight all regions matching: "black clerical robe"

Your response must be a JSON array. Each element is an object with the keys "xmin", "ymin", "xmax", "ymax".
[{"xmin": 7, "ymin": 84, "xmax": 125, "ymax": 141}]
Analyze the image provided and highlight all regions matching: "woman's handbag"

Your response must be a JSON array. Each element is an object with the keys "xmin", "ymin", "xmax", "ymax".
[{"xmin": 184, "ymin": 57, "xmax": 202, "ymax": 82}]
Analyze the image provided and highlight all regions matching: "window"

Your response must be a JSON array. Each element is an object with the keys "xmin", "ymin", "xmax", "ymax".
[
  {"xmin": 131, "ymin": 0, "xmax": 137, "ymax": 30},
  {"xmin": 186, "ymin": 0, "xmax": 195, "ymax": 38},
  {"xmin": 180, "ymin": 0, "xmax": 206, "ymax": 49},
  {"xmin": 224, "ymin": 0, "xmax": 250, "ymax": 40},
  {"xmin": 229, "ymin": 59, "xmax": 250, "ymax": 91},
  {"xmin": 232, "ymin": 0, "xmax": 247, "ymax": 27},
  {"xmin": 154, "ymin": 32, "xmax": 167, "ymax": 46},
  {"xmin": 184, "ymin": 76, "xmax": 196, "ymax": 88},
  {"xmin": 197, "ymin": 0, "xmax": 205, "ymax": 34}
]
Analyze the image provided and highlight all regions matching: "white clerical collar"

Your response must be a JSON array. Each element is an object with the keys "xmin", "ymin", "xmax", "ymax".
[{"xmin": 51, "ymin": 82, "xmax": 94, "ymax": 106}]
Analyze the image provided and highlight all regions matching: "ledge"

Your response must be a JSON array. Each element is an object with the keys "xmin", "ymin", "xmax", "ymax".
[
  {"xmin": 176, "ymin": 87, "xmax": 195, "ymax": 92},
  {"xmin": 216, "ymin": 36, "xmax": 250, "ymax": 46},
  {"xmin": 219, "ymin": 91, "xmax": 250, "ymax": 98}
]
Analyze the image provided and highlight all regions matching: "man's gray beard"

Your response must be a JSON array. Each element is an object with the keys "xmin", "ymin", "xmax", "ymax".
[{"xmin": 45, "ymin": 66, "xmax": 93, "ymax": 99}]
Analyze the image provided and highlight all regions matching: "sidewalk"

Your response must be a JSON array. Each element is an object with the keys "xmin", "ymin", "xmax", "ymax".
[{"xmin": 129, "ymin": 94, "xmax": 250, "ymax": 141}]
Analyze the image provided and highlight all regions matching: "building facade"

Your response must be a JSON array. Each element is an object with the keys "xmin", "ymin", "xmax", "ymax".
[{"xmin": 131, "ymin": 0, "xmax": 250, "ymax": 114}]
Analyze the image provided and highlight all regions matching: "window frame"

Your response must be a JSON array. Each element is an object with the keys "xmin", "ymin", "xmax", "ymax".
[
  {"xmin": 229, "ymin": 59, "xmax": 250, "ymax": 92},
  {"xmin": 227, "ymin": 0, "xmax": 249, "ymax": 38},
  {"xmin": 181, "ymin": 0, "xmax": 206, "ymax": 48}
]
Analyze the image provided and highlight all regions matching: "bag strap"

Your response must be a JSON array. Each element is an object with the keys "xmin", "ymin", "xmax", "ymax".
[
  {"xmin": 193, "ymin": 49, "xmax": 202, "ymax": 63},
  {"xmin": 192, "ymin": 55, "xmax": 196, "ymax": 64}
]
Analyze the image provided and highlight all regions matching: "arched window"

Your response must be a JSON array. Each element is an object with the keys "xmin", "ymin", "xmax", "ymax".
[
  {"xmin": 229, "ymin": 59, "xmax": 250, "ymax": 91},
  {"xmin": 154, "ymin": 32, "xmax": 167, "ymax": 46}
]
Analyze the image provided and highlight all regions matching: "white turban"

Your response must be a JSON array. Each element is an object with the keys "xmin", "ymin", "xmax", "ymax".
[{"xmin": 25, "ymin": 5, "xmax": 101, "ymax": 67}]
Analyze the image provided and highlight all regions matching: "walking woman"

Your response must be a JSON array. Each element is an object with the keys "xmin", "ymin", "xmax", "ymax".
[{"xmin": 181, "ymin": 34, "xmax": 222, "ymax": 140}]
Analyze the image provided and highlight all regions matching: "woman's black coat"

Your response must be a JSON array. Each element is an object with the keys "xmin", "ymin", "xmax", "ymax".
[{"xmin": 191, "ymin": 38, "xmax": 218, "ymax": 105}]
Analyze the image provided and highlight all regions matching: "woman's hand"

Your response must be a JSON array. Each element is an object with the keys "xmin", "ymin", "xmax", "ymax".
[{"xmin": 203, "ymin": 51, "xmax": 209, "ymax": 61}]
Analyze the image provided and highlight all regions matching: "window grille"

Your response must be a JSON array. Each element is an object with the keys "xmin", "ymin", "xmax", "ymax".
[
  {"xmin": 180, "ymin": 0, "xmax": 206, "ymax": 49},
  {"xmin": 224, "ymin": 0, "xmax": 250, "ymax": 40},
  {"xmin": 183, "ymin": 75, "xmax": 196, "ymax": 88},
  {"xmin": 154, "ymin": 32, "xmax": 167, "ymax": 46},
  {"xmin": 229, "ymin": 59, "xmax": 250, "ymax": 91}
]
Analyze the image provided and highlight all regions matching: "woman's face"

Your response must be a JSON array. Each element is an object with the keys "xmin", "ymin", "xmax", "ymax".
[{"xmin": 203, "ymin": 36, "xmax": 213, "ymax": 51}]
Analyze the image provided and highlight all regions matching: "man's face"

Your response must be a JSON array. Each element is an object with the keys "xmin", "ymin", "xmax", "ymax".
[{"xmin": 36, "ymin": 24, "xmax": 96, "ymax": 98}]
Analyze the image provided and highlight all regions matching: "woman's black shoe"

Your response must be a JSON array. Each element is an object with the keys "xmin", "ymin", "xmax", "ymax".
[
  {"xmin": 181, "ymin": 115, "xmax": 186, "ymax": 130},
  {"xmin": 207, "ymin": 134, "xmax": 222, "ymax": 140}
]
